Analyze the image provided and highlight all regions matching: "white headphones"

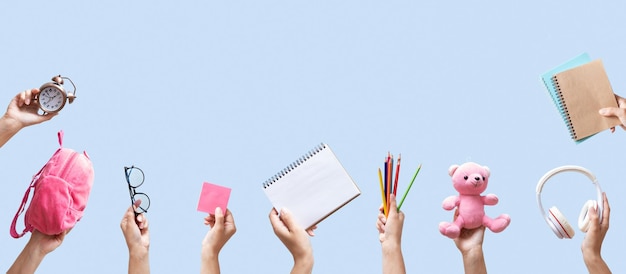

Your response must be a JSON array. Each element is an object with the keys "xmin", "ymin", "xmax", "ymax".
[{"xmin": 536, "ymin": 165, "xmax": 603, "ymax": 239}]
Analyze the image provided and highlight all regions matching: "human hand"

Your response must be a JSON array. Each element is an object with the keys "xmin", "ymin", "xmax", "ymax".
[
  {"xmin": 376, "ymin": 194, "xmax": 404, "ymax": 246},
  {"xmin": 376, "ymin": 194, "xmax": 407, "ymax": 274},
  {"xmin": 201, "ymin": 207, "xmax": 236, "ymax": 274},
  {"xmin": 582, "ymin": 192, "xmax": 611, "ymax": 274},
  {"xmin": 120, "ymin": 200, "xmax": 150, "ymax": 274},
  {"xmin": 599, "ymin": 94, "xmax": 626, "ymax": 132},
  {"xmin": 454, "ymin": 228, "xmax": 487, "ymax": 274},
  {"xmin": 6, "ymin": 229, "xmax": 69, "ymax": 274},
  {"xmin": 4, "ymin": 89, "xmax": 55, "ymax": 128},
  {"xmin": 452, "ymin": 208, "xmax": 485, "ymax": 255},
  {"xmin": 454, "ymin": 225, "xmax": 486, "ymax": 255},
  {"xmin": 451, "ymin": 209, "xmax": 487, "ymax": 274},
  {"xmin": 269, "ymin": 207, "xmax": 314, "ymax": 273},
  {"xmin": 120, "ymin": 200, "xmax": 150, "ymax": 255},
  {"xmin": 30, "ymin": 229, "xmax": 69, "ymax": 256},
  {"xmin": 1, "ymin": 89, "xmax": 56, "ymax": 148},
  {"xmin": 202, "ymin": 207, "xmax": 237, "ymax": 258}
]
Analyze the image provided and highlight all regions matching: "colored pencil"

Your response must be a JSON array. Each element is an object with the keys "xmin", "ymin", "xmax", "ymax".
[
  {"xmin": 378, "ymin": 168, "xmax": 387, "ymax": 217},
  {"xmin": 393, "ymin": 154, "xmax": 401, "ymax": 196},
  {"xmin": 386, "ymin": 153, "xmax": 392, "ymax": 215},
  {"xmin": 383, "ymin": 155, "xmax": 389, "ymax": 204},
  {"xmin": 398, "ymin": 163, "xmax": 421, "ymax": 210}
]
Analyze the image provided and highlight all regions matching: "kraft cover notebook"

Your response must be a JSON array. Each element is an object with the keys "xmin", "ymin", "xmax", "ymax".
[
  {"xmin": 541, "ymin": 54, "xmax": 620, "ymax": 142},
  {"xmin": 262, "ymin": 143, "xmax": 361, "ymax": 230}
]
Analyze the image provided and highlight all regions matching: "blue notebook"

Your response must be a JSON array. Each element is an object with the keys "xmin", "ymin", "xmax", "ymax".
[{"xmin": 541, "ymin": 53, "xmax": 592, "ymax": 143}]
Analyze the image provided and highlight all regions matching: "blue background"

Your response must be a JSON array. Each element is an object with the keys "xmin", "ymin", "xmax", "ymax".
[{"xmin": 1, "ymin": 1, "xmax": 625, "ymax": 273}]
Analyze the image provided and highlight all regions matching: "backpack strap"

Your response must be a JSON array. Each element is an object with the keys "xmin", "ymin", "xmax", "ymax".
[{"xmin": 10, "ymin": 172, "xmax": 41, "ymax": 238}]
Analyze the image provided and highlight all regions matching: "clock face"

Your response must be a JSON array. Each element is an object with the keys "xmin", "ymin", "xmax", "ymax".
[{"xmin": 39, "ymin": 86, "xmax": 66, "ymax": 112}]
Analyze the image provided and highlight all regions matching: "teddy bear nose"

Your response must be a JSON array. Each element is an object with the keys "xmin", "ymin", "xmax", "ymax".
[{"xmin": 475, "ymin": 176, "xmax": 481, "ymax": 181}]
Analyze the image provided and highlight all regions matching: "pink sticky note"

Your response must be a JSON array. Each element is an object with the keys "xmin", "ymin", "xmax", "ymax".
[{"xmin": 197, "ymin": 182, "xmax": 231, "ymax": 214}]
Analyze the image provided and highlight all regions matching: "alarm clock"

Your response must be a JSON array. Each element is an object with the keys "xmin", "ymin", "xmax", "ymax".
[{"xmin": 36, "ymin": 75, "xmax": 77, "ymax": 114}]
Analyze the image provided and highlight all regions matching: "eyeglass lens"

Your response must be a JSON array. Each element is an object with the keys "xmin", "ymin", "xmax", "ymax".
[
  {"xmin": 133, "ymin": 193, "xmax": 150, "ymax": 214},
  {"xmin": 127, "ymin": 167, "xmax": 145, "ymax": 188}
]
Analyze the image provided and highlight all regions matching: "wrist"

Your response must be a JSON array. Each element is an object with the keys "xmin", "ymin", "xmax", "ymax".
[
  {"xmin": 381, "ymin": 241, "xmax": 402, "ymax": 255},
  {"xmin": 25, "ymin": 234, "xmax": 49, "ymax": 258},
  {"xmin": 128, "ymin": 245, "xmax": 150, "ymax": 260},
  {"xmin": 292, "ymin": 253, "xmax": 314, "ymax": 274},
  {"xmin": 582, "ymin": 250, "xmax": 603, "ymax": 265},
  {"xmin": 461, "ymin": 245, "xmax": 487, "ymax": 274},
  {"xmin": 127, "ymin": 247, "xmax": 150, "ymax": 274},
  {"xmin": 0, "ymin": 115, "xmax": 23, "ymax": 133},
  {"xmin": 460, "ymin": 244, "xmax": 483, "ymax": 257},
  {"xmin": 200, "ymin": 250, "xmax": 220, "ymax": 273},
  {"xmin": 201, "ymin": 247, "xmax": 220, "ymax": 261},
  {"xmin": 27, "ymin": 240, "xmax": 47, "ymax": 261},
  {"xmin": 7, "ymin": 240, "xmax": 46, "ymax": 274}
]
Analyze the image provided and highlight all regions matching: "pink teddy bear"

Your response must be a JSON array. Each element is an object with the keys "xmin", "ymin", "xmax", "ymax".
[{"xmin": 438, "ymin": 162, "xmax": 511, "ymax": 239}]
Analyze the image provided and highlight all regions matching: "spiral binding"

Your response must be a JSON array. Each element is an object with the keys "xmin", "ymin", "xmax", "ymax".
[
  {"xmin": 552, "ymin": 75, "xmax": 577, "ymax": 139},
  {"xmin": 262, "ymin": 143, "xmax": 327, "ymax": 189}
]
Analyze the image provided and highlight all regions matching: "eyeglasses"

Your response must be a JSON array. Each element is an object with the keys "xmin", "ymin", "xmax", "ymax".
[{"xmin": 124, "ymin": 166, "xmax": 150, "ymax": 215}]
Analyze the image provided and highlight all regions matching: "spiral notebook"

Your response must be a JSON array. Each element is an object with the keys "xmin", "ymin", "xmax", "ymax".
[
  {"xmin": 262, "ymin": 143, "xmax": 361, "ymax": 230},
  {"xmin": 541, "ymin": 53, "xmax": 620, "ymax": 142}
]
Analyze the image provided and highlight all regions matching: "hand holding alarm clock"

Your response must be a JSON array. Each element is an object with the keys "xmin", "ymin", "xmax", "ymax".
[{"xmin": 36, "ymin": 75, "xmax": 77, "ymax": 114}]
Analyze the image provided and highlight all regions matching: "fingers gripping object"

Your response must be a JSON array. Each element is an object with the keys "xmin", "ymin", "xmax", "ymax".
[{"xmin": 536, "ymin": 165, "xmax": 603, "ymax": 239}]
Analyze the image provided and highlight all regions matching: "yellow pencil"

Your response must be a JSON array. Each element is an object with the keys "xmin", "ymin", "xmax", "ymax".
[{"xmin": 378, "ymin": 168, "xmax": 387, "ymax": 217}]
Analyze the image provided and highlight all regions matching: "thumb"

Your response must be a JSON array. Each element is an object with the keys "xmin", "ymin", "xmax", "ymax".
[
  {"xmin": 279, "ymin": 208, "xmax": 300, "ymax": 231},
  {"xmin": 387, "ymin": 194, "xmax": 398, "ymax": 217},
  {"xmin": 600, "ymin": 107, "xmax": 626, "ymax": 130},
  {"xmin": 599, "ymin": 107, "xmax": 618, "ymax": 116},
  {"xmin": 213, "ymin": 207, "xmax": 225, "ymax": 229}
]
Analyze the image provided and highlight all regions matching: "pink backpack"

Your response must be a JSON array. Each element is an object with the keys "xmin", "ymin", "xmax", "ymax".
[{"xmin": 10, "ymin": 131, "xmax": 94, "ymax": 238}]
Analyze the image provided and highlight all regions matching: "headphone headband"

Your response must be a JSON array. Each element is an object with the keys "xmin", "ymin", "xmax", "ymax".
[
  {"xmin": 536, "ymin": 165, "xmax": 604, "ymax": 235},
  {"xmin": 536, "ymin": 165, "xmax": 598, "ymax": 194}
]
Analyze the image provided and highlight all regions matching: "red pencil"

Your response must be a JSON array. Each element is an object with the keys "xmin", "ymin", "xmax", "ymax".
[{"xmin": 393, "ymin": 154, "xmax": 401, "ymax": 196}]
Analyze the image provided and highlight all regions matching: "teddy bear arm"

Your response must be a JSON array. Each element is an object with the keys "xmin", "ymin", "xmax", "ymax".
[
  {"xmin": 483, "ymin": 194, "xmax": 499, "ymax": 205},
  {"xmin": 442, "ymin": 196, "xmax": 460, "ymax": 210}
]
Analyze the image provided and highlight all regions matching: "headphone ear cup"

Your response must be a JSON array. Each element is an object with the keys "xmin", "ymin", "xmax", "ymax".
[
  {"xmin": 578, "ymin": 200, "xmax": 597, "ymax": 233},
  {"xmin": 548, "ymin": 206, "xmax": 575, "ymax": 239}
]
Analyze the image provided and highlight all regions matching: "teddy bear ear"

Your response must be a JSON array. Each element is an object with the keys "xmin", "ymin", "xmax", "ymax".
[
  {"xmin": 483, "ymin": 166, "xmax": 491, "ymax": 177},
  {"xmin": 448, "ymin": 165, "xmax": 459, "ymax": 176}
]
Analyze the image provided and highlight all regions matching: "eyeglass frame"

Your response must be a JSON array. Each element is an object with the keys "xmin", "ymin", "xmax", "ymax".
[{"xmin": 124, "ymin": 165, "xmax": 150, "ymax": 215}]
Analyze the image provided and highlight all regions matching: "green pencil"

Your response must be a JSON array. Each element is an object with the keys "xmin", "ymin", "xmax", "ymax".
[{"xmin": 397, "ymin": 163, "xmax": 421, "ymax": 210}]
